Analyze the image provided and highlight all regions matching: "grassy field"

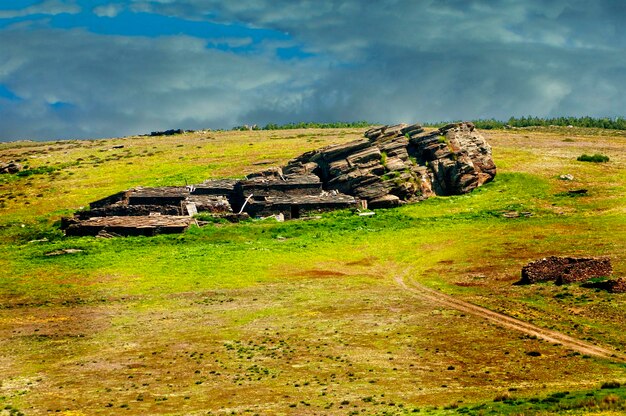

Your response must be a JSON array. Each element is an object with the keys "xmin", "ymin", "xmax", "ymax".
[{"xmin": 0, "ymin": 126, "xmax": 625, "ymax": 415}]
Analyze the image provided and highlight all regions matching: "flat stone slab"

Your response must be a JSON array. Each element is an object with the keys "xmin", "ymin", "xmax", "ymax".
[
  {"xmin": 128, "ymin": 187, "xmax": 189, "ymax": 206},
  {"xmin": 65, "ymin": 215, "xmax": 193, "ymax": 237},
  {"xmin": 246, "ymin": 193, "xmax": 357, "ymax": 219},
  {"xmin": 192, "ymin": 179, "xmax": 238, "ymax": 195}
]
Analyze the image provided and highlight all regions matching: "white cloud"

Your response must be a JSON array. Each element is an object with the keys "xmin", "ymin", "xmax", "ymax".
[
  {"xmin": 2, "ymin": 0, "xmax": 626, "ymax": 140},
  {"xmin": 0, "ymin": 0, "xmax": 80, "ymax": 18},
  {"xmin": 93, "ymin": 3, "xmax": 125, "ymax": 18}
]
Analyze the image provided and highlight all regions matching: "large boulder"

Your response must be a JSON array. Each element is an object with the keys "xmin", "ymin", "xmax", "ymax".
[{"xmin": 282, "ymin": 121, "xmax": 496, "ymax": 205}]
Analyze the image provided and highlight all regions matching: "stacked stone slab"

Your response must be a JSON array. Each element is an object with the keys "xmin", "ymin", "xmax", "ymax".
[
  {"xmin": 520, "ymin": 256, "xmax": 613, "ymax": 285},
  {"xmin": 79, "ymin": 186, "xmax": 232, "ymax": 219},
  {"xmin": 226, "ymin": 171, "xmax": 357, "ymax": 219},
  {"xmin": 64, "ymin": 185, "xmax": 235, "ymax": 236},
  {"xmin": 64, "ymin": 216, "xmax": 192, "ymax": 237}
]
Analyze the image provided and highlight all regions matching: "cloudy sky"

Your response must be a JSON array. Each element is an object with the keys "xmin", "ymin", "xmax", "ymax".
[{"xmin": 1, "ymin": 0, "xmax": 625, "ymax": 141}]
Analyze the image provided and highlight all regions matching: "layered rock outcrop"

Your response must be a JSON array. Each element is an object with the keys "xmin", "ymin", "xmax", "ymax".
[
  {"xmin": 62, "ymin": 121, "xmax": 496, "ymax": 236},
  {"xmin": 280, "ymin": 121, "xmax": 496, "ymax": 207}
]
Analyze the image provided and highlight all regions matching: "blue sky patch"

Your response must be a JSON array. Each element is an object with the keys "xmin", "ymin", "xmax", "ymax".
[
  {"xmin": 276, "ymin": 46, "xmax": 315, "ymax": 60},
  {"xmin": 0, "ymin": 84, "xmax": 20, "ymax": 101},
  {"xmin": 0, "ymin": 1, "xmax": 41, "ymax": 10},
  {"xmin": 50, "ymin": 10, "xmax": 291, "ymax": 49},
  {"xmin": 49, "ymin": 101, "xmax": 75, "ymax": 110},
  {"xmin": 0, "ymin": 3, "xmax": 317, "ymax": 58}
]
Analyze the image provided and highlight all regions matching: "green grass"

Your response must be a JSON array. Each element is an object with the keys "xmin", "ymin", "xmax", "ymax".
[
  {"xmin": 442, "ymin": 385, "xmax": 626, "ymax": 415},
  {"xmin": 0, "ymin": 126, "xmax": 625, "ymax": 414}
]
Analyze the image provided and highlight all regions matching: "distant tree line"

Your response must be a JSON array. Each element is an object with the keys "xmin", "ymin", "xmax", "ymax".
[
  {"xmin": 232, "ymin": 116, "xmax": 626, "ymax": 131},
  {"xmin": 232, "ymin": 121, "xmax": 373, "ymax": 131},
  {"xmin": 426, "ymin": 116, "xmax": 626, "ymax": 130}
]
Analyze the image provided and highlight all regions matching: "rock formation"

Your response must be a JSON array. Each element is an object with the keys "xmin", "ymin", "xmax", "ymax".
[
  {"xmin": 278, "ymin": 121, "xmax": 496, "ymax": 208},
  {"xmin": 520, "ymin": 256, "xmax": 613, "ymax": 285},
  {"xmin": 62, "ymin": 121, "xmax": 497, "ymax": 236}
]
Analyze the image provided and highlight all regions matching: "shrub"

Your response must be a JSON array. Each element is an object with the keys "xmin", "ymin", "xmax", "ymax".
[
  {"xmin": 380, "ymin": 151, "xmax": 388, "ymax": 167},
  {"xmin": 493, "ymin": 392, "xmax": 513, "ymax": 402},
  {"xmin": 602, "ymin": 394, "xmax": 620, "ymax": 405},
  {"xmin": 15, "ymin": 166, "xmax": 57, "ymax": 177},
  {"xmin": 577, "ymin": 154, "xmax": 610, "ymax": 163},
  {"xmin": 601, "ymin": 381, "xmax": 621, "ymax": 389}
]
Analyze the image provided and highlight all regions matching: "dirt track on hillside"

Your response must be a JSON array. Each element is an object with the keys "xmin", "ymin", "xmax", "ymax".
[{"xmin": 395, "ymin": 275, "xmax": 626, "ymax": 362}]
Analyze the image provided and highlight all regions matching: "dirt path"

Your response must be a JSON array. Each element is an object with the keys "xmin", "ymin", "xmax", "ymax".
[{"xmin": 395, "ymin": 275, "xmax": 626, "ymax": 362}]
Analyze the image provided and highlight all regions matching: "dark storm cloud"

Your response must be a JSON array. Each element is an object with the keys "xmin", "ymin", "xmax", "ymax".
[
  {"xmin": 147, "ymin": 0, "xmax": 625, "ymax": 124},
  {"xmin": 0, "ymin": 26, "xmax": 315, "ymax": 140},
  {"xmin": 1, "ymin": 0, "xmax": 625, "ymax": 140}
]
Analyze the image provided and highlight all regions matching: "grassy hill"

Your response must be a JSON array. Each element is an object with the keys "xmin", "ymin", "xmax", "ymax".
[{"xmin": 0, "ymin": 126, "xmax": 625, "ymax": 415}]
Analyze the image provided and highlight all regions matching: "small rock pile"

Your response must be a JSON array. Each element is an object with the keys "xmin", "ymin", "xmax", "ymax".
[
  {"xmin": 0, "ymin": 161, "xmax": 23, "ymax": 174},
  {"xmin": 520, "ymin": 256, "xmax": 613, "ymax": 285}
]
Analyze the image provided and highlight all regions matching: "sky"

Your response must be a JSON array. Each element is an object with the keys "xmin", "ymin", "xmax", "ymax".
[{"xmin": 1, "ymin": 0, "xmax": 625, "ymax": 141}]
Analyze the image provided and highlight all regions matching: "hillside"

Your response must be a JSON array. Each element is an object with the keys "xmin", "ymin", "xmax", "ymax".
[{"xmin": 0, "ymin": 126, "xmax": 625, "ymax": 415}]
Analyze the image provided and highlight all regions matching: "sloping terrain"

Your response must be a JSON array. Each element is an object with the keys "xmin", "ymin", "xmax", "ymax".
[
  {"xmin": 395, "ymin": 274, "xmax": 625, "ymax": 361},
  {"xmin": 0, "ymin": 126, "xmax": 625, "ymax": 415}
]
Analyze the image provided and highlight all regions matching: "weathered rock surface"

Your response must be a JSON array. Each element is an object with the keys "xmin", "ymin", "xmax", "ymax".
[
  {"xmin": 282, "ymin": 121, "xmax": 496, "ymax": 204},
  {"xmin": 64, "ymin": 216, "xmax": 193, "ymax": 237},
  {"xmin": 77, "ymin": 204, "xmax": 182, "ymax": 219},
  {"xmin": 520, "ymin": 256, "xmax": 613, "ymax": 284}
]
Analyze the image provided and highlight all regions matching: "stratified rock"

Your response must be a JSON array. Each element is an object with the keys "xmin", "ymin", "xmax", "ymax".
[
  {"xmin": 409, "ymin": 122, "xmax": 496, "ymax": 195},
  {"xmin": 65, "ymin": 216, "xmax": 193, "ymax": 237},
  {"xmin": 63, "ymin": 121, "xmax": 496, "ymax": 236},
  {"xmin": 192, "ymin": 179, "xmax": 238, "ymax": 197},
  {"xmin": 520, "ymin": 256, "xmax": 613, "ymax": 284},
  {"xmin": 282, "ymin": 121, "xmax": 496, "ymax": 204},
  {"xmin": 186, "ymin": 195, "xmax": 232, "ymax": 214},
  {"xmin": 77, "ymin": 204, "xmax": 182, "ymax": 219}
]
